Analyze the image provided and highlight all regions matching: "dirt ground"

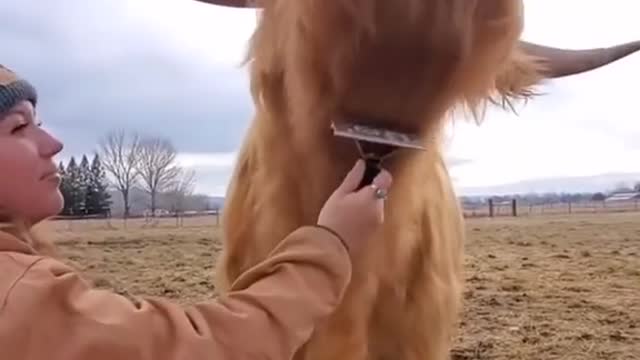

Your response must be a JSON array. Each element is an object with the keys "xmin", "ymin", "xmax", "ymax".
[{"xmin": 49, "ymin": 212, "xmax": 639, "ymax": 360}]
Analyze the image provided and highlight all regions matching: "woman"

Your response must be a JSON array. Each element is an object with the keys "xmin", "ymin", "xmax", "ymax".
[{"xmin": 0, "ymin": 64, "xmax": 393, "ymax": 359}]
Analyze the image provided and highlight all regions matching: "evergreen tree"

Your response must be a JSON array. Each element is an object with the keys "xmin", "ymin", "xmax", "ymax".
[
  {"xmin": 78, "ymin": 155, "xmax": 91, "ymax": 215},
  {"xmin": 58, "ymin": 161, "xmax": 73, "ymax": 216},
  {"xmin": 66, "ymin": 157, "xmax": 86, "ymax": 215},
  {"xmin": 85, "ymin": 153, "xmax": 112, "ymax": 215}
]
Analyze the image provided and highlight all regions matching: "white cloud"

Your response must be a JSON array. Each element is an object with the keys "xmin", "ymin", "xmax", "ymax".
[
  {"xmin": 176, "ymin": 152, "xmax": 238, "ymax": 169},
  {"xmin": 175, "ymin": 152, "xmax": 238, "ymax": 196},
  {"xmin": 122, "ymin": 0, "xmax": 257, "ymax": 68},
  {"xmin": 446, "ymin": 0, "xmax": 640, "ymax": 192}
]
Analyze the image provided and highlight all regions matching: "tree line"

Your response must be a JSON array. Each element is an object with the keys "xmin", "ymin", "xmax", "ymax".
[
  {"xmin": 58, "ymin": 154, "xmax": 112, "ymax": 217},
  {"xmin": 98, "ymin": 129, "xmax": 196, "ymax": 218},
  {"xmin": 57, "ymin": 129, "xmax": 198, "ymax": 218}
]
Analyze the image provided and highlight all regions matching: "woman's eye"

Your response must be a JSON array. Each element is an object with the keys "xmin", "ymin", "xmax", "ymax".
[{"xmin": 11, "ymin": 123, "xmax": 28, "ymax": 134}]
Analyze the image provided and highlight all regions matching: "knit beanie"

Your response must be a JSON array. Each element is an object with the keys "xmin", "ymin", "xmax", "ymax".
[{"xmin": 0, "ymin": 64, "xmax": 38, "ymax": 116}]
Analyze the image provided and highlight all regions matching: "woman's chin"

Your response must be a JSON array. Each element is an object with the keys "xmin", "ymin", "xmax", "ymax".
[
  {"xmin": 50, "ymin": 190, "xmax": 65, "ymax": 215},
  {"xmin": 33, "ymin": 190, "xmax": 65, "ymax": 223}
]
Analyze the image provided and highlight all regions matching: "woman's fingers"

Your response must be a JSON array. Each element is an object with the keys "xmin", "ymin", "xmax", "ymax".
[
  {"xmin": 335, "ymin": 159, "xmax": 366, "ymax": 195},
  {"xmin": 355, "ymin": 168, "xmax": 393, "ymax": 203}
]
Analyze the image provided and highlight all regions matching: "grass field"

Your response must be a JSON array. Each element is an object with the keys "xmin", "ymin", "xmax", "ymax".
[{"xmin": 49, "ymin": 212, "xmax": 639, "ymax": 360}]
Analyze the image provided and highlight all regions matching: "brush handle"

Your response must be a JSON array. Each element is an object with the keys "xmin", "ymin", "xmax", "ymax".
[{"xmin": 357, "ymin": 158, "xmax": 381, "ymax": 190}]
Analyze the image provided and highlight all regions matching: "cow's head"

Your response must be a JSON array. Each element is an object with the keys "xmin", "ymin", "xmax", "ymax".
[{"xmin": 199, "ymin": 1, "xmax": 639, "ymax": 141}]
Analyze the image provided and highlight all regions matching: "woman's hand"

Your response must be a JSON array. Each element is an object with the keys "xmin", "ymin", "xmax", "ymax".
[{"xmin": 317, "ymin": 159, "xmax": 392, "ymax": 255}]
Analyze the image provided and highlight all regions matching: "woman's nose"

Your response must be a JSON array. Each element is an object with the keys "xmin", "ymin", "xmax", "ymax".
[{"xmin": 39, "ymin": 129, "xmax": 64, "ymax": 158}]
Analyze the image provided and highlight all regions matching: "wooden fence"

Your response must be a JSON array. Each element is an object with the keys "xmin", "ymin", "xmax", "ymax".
[
  {"xmin": 463, "ymin": 199, "xmax": 639, "ymax": 218},
  {"xmin": 51, "ymin": 210, "xmax": 222, "ymax": 231},
  {"xmin": 49, "ymin": 199, "xmax": 638, "ymax": 231}
]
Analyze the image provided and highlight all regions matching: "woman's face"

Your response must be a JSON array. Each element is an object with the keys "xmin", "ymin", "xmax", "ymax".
[{"xmin": 0, "ymin": 100, "xmax": 64, "ymax": 225}]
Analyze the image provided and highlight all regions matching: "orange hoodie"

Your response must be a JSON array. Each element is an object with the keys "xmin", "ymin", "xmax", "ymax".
[{"xmin": 0, "ymin": 225, "xmax": 352, "ymax": 360}]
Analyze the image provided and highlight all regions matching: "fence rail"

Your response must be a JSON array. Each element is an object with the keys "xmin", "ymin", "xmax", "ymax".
[
  {"xmin": 51, "ymin": 211, "xmax": 222, "ymax": 231},
  {"xmin": 463, "ymin": 199, "xmax": 639, "ymax": 218},
  {"xmin": 48, "ymin": 199, "xmax": 639, "ymax": 231}
]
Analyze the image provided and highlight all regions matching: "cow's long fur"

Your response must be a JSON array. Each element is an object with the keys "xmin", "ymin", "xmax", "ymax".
[{"xmin": 217, "ymin": 1, "xmax": 546, "ymax": 359}]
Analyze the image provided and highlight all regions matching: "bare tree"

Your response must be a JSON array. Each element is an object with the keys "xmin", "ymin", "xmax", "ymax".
[
  {"xmin": 166, "ymin": 169, "xmax": 197, "ymax": 226},
  {"xmin": 99, "ymin": 129, "xmax": 141, "ymax": 218},
  {"xmin": 135, "ymin": 136, "xmax": 182, "ymax": 216}
]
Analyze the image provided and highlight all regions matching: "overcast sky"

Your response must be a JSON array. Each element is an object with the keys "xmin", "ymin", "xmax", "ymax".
[{"xmin": 1, "ymin": 0, "xmax": 638, "ymax": 196}]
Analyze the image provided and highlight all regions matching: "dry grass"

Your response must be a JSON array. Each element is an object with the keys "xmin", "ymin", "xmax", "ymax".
[
  {"xmin": 452, "ymin": 213, "xmax": 639, "ymax": 360},
  {"xmin": 48, "ymin": 213, "xmax": 639, "ymax": 360}
]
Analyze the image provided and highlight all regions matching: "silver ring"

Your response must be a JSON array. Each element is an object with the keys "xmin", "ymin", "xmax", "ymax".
[{"xmin": 374, "ymin": 187, "xmax": 388, "ymax": 199}]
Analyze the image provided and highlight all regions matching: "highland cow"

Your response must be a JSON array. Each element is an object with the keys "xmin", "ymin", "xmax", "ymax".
[{"xmin": 199, "ymin": 1, "xmax": 640, "ymax": 359}]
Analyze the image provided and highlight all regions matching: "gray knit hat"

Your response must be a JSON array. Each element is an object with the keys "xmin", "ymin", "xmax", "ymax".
[{"xmin": 0, "ymin": 64, "xmax": 38, "ymax": 116}]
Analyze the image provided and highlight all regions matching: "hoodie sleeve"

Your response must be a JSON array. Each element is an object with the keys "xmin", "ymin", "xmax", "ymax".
[{"xmin": 0, "ymin": 225, "xmax": 352, "ymax": 360}]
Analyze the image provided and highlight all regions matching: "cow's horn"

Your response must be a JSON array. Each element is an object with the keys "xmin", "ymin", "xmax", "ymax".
[
  {"xmin": 193, "ymin": 0, "xmax": 259, "ymax": 7},
  {"xmin": 520, "ymin": 40, "xmax": 640, "ymax": 78}
]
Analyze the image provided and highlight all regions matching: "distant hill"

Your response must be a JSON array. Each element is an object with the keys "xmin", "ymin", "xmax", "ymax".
[
  {"xmin": 457, "ymin": 172, "xmax": 640, "ymax": 197},
  {"xmin": 207, "ymin": 196, "xmax": 225, "ymax": 209}
]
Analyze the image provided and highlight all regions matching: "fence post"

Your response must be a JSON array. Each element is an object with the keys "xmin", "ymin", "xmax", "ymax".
[
  {"xmin": 488, "ymin": 199, "xmax": 494, "ymax": 218},
  {"xmin": 511, "ymin": 199, "xmax": 517, "ymax": 217}
]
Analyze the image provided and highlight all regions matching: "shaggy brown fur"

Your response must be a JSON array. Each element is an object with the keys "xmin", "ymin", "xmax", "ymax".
[{"xmin": 217, "ymin": 1, "xmax": 549, "ymax": 359}]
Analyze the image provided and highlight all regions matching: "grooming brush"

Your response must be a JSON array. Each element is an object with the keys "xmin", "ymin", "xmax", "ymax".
[{"xmin": 331, "ymin": 120, "xmax": 426, "ymax": 190}]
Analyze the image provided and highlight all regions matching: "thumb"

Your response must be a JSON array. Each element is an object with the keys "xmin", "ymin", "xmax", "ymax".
[{"xmin": 335, "ymin": 159, "xmax": 366, "ymax": 195}]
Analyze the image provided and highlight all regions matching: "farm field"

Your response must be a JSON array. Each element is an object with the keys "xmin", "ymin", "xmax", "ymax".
[{"xmin": 48, "ymin": 212, "xmax": 639, "ymax": 360}]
